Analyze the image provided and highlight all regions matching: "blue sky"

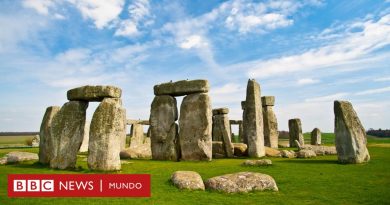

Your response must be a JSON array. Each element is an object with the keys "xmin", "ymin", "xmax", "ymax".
[{"xmin": 0, "ymin": 0, "xmax": 389, "ymax": 132}]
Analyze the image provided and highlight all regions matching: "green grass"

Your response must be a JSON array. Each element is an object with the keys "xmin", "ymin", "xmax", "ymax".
[
  {"xmin": 0, "ymin": 134, "xmax": 389, "ymax": 205},
  {"xmin": 0, "ymin": 135, "xmax": 35, "ymax": 146}
]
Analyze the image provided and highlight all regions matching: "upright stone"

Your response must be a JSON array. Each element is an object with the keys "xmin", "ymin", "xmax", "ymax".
[
  {"xmin": 288, "ymin": 119, "xmax": 304, "ymax": 147},
  {"xmin": 334, "ymin": 101, "xmax": 370, "ymax": 164},
  {"xmin": 50, "ymin": 101, "xmax": 88, "ymax": 169},
  {"xmin": 243, "ymin": 79, "xmax": 265, "ymax": 157},
  {"xmin": 79, "ymin": 121, "xmax": 90, "ymax": 152},
  {"xmin": 261, "ymin": 96, "xmax": 279, "ymax": 148},
  {"xmin": 88, "ymin": 98, "xmax": 125, "ymax": 171},
  {"xmin": 311, "ymin": 128, "xmax": 321, "ymax": 145},
  {"xmin": 130, "ymin": 123, "xmax": 145, "ymax": 149},
  {"xmin": 38, "ymin": 106, "xmax": 60, "ymax": 164},
  {"xmin": 241, "ymin": 101, "xmax": 247, "ymax": 144},
  {"xmin": 179, "ymin": 93, "xmax": 212, "ymax": 161},
  {"xmin": 67, "ymin": 85, "xmax": 121, "ymax": 101},
  {"xmin": 212, "ymin": 108, "xmax": 234, "ymax": 158},
  {"xmin": 150, "ymin": 95, "xmax": 180, "ymax": 161}
]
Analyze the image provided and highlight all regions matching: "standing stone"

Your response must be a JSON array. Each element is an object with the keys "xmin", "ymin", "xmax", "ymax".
[
  {"xmin": 179, "ymin": 93, "xmax": 212, "ymax": 161},
  {"xmin": 262, "ymin": 96, "xmax": 279, "ymax": 148},
  {"xmin": 243, "ymin": 79, "xmax": 265, "ymax": 157},
  {"xmin": 79, "ymin": 121, "xmax": 90, "ymax": 152},
  {"xmin": 50, "ymin": 101, "xmax": 88, "ymax": 169},
  {"xmin": 150, "ymin": 95, "xmax": 180, "ymax": 161},
  {"xmin": 38, "ymin": 106, "xmax": 60, "ymax": 164},
  {"xmin": 241, "ymin": 101, "xmax": 247, "ymax": 144},
  {"xmin": 212, "ymin": 108, "xmax": 234, "ymax": 158},
  {"xmin": 288, "ymin": 119, "xmax": 304, "ymax": 147},
  {"xmin": 334, "ymin": 101, "xmax": 370, "ymax": 164},
  {"xmin": 130, "ymin": 123, "xmax": 145, "ymax": 149},
  {"xmin": 88, "ymin": 98, "xmax": 125, "ymax": 171},
  {"xmin": 311, "ymin": 128, "xmax": 321, "ymax": 145}
]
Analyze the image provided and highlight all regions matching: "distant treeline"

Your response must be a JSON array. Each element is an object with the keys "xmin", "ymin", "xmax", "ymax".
[
  {"xmin": 0, "ymin": 132, "xmax": 39, "ymax": 136},
  {"xmin": 366, "ymin": 129, "xmax": 390, "ymax": 138}
]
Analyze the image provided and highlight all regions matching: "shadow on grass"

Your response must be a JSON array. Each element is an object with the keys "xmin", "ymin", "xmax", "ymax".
[
  {"xmin": 278, "ymin": 159, "xmax": 339, "ymax": 164},
  {"xmin": 5, "ymin": 162, "xmax": 94, "ymax": 173}
]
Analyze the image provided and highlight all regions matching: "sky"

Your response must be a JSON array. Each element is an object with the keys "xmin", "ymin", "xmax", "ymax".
[{"xmin": 0, "ymin": 0, "xmax": 389, "ymax": 132}]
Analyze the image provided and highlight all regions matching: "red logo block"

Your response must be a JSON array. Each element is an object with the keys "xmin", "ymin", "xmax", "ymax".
[{"xmin": 8, "ymin": 174, "xmax": 151, "ymax": 197}]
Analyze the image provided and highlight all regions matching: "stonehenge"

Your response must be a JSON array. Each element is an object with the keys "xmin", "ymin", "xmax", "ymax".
[
  {"xmin": 79, "ymin": 121, "xmax": 90, "ymax": 152},
  {"xmin": 288, "ymin": 118, "xmax": 304, "ymax": 147},
  {"xmin": 212, "ymin": 108, "xmax": 234, "ymax": 158},
  {"xmin": 311, "ymin": 128, "xmax": 321, "ymax": 145},
  {"xmin": 150, "ymin": 79, "xmax": 212, "ymax": 161},
  {"xmin": 261, "ymin": 96, "xmax": 279, "ymax": 148},
  {"xmin": 334, "ymin": 100, "xmax": 370, "ymax": 164},
  {"xmin": 38, "ymin": 85, "xmax": 126, "ymax": 171},
  {"xmin": 242, "ymin": 79, "xmax": 265, "ymax": 157},
  {"xmin": 229, "ymin": 120, "xmax": 243, "ymax": 142}
]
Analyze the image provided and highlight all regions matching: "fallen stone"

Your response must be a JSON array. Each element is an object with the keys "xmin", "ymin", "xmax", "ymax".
[
  {"xmin": 120, "ymin": 143, "xmax": 152, "ymax": 159},
  {"xmin": 154, "ymin": 79, "xmax": 209, "ymax": 96},
  {"xmin": 179, "ymin": 93, "xmax": 212, "ymax": 161},
  {"xmin": 67, "ymin": 85, "xmax": 122, "ymax": 101},
  {"xmin": 88, "ymin": 98, "xmax": 125, "ymax": 171},
  {"xmin": 296, "ymin": 150, "xmax": 316, "ymax": 158},
  {"xmin": 171, "ymin": 171, "xmax": 205, "ymax": 191},
  {"xmin": 233, "ymin": 143, "xmax": 247, "ymax": 157},
  {"xmin": 281, "ymin": 150, "xmax": 296, "ymax": 158},
  {"xmin": 243, "ymin": 79, "xmax": 265, "ymax": 157},
  {"xmin": 311, "ymin": 128, "xmax": 321, "ymax": 145},
  {"xmin": 288, "ymin": 118, "xmax": 304, "ymax": 147},
  {"xmin": 265, "ymin": 147, "xmax": 281, "ymax": 157},
  {"xmin": 150, "ymin": 95, "xmax": 180, "ymax": 161},
  {"xmin": 2, "ymin": 152, "xmax": 38, "ymax": 164},
  {"xmin": 38, "ymin": 106, "xmax": 60, "ymax": 164},
  {"xmin": 296, "ymin": 140, "xmax": 337, "ymax": 155},
  {"xmin": 50, "ymin": 101, "xmax": 88, "ymax": 169},
  {"xmin": 334, "ymin": 100, "xmax": 370, "ymax": 164},
  {"xmin": 205, "ymin": 172, "xmax": 278, "ymax": 193},
  {"xmin": 242, "ymin": 159, "xmax": 272, "ymax": 166}
]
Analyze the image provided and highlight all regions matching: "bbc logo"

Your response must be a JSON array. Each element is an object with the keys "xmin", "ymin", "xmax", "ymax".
[{"xmin": 14, "ymin": 180, "xmax": 54, "ymax": 192}]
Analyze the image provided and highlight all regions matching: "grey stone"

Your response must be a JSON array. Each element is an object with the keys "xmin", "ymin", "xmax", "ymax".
[
  {"xmin": 79, "ymin": 121, "xmax": 90, "ymax": 152},
  {"xmin": 243, "ymin": 79, "xmax": 265, "ymax": 157},
  {"xmin": 311, "ymin": 128, "xmax": 321, "ymax": 145},
  {"xmin": 296, "ymin": 149, "xmax": 316, "ymax": 158},
  {"xmin": 212, "ymin": 114, "xmax": 234, "ymax": 158},
  {"xmin": 2, "ymin": 152, "xmax": 38, "ymax": 164},
  {"xmin": 150, "ymin": 95, "xmax": 180, "ymax": 161},
  {"xmin": 296, "ymin": 140, "xmax": 337, "ymax": 155},
  {"xmin": 179, "ymin": 93, "xmax": 212, "ymax": 161},
  {"xmin": 88, "ymin": 98, "xmax": 125, "ymax": 171},
  {"xmin": 281, "ymin": 150, "xmax": 296, "ymax": 158},
  {"xmin": 154, "ymin": 79, "xmax": 209, "ymax": 96},
  {"xmin": 67, "ymin": 85, "xmax": 122, "ymax": 101},
  {"xmin": 38, "ymin": 106, "xmax": 60, "ymax": 164},
  {"xmin": 31, "ymin": 135, "xmax": 40, "ymax": 147},
  {"xmin": 263, "ymin": 105, "xmax": 279, "ymax": 148},
  {"xmin": 129, "ymin": 123, "xmax": 145, "ymax": 149},
  {"xmin": 212, "ymin": 108, "xmax": 229, "ymax": 115},
  {"xmin": 120, "ymin": 139, "xmax": 151, "ymax": 159},
  {"xmin": 288, "ymin": 118, "xmax": 304, "ymax": 147},
  {"xmin": 171, "ymin": 171, "xmax": 205, "ymax": 190},
  {"xmin": 242, "ymin": 159, "xmax": 272, "ymax": 166},
  {"xmin": 127, "ymin": 119, "xmax": 150, "ymax": 125},
  {"xmin": 334, "ymin": 101, "xmax": 370, "ymax": 164},
  {"xmin": 261, "ymin": 96, "xmax": 275, "ymax": 106},
  {"xmin": 205, "ymin": 172, "xmax": 278, "ymax": 193},
  {"xmin": 50, "ymin": 101, "xmax": 88, "ymax": 169}
]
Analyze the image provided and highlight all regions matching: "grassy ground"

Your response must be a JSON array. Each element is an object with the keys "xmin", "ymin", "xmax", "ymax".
[{"xmin": 0, "ymin": 135, "xmax": 389, "ymax": 205}]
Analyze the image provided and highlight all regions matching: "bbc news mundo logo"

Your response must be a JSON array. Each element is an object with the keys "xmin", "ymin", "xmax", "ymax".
[{"xmin": 8, "ymin": 174, "xmax": 151, "ymax": 197}]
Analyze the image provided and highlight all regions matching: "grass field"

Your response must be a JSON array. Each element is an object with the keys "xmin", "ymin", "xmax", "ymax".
[{"xmin": 0, "ymin": 134, "xmax": 389, "ymax": 205}]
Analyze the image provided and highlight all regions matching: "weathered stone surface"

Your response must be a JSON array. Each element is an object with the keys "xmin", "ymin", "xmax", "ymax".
[
  {"xmin": 129, "ymin": 123, "xmax": 145, "ymax": 148},
  {"xmin": 242, "ymin": 159, "xmax": 272, "ymax": 166},
  {"xmin": 150, "ymin": 95, "xmax": 180, "ymax": 161},
  {"xmin": 50, "ymin": 101, "xmax": 88, "ymax": 169},
  {"xmin": 79, "ymin": 121, "xmax": 90, "ymax": 152},
  {"xmin": 212, "ymin": 141, "xmax": 224, "ymax": 157},
  {"xmin": 67, "ymin": 85, "xmax": 121, "ymax": 101},
  {"xmin": 281, "ymin": 150, "xmax": 296, "ymax": 158},
  {"xmin": 171, "ymin": 171, "xmax": 205, "ymax": 190},
  {"xmin": 243, "ymin": 79, "xmax": 265, "ymax": 157},
  {"xmin": 179, "ymin": 93, "xmax": 212, "ymax": 161},
  {"xmin": 265, "ymin": 147, "xmax": 282, "ymax": 157},
  {"xmin": 288, "ymin": 118, "xmax": 304, "ymax": 147},
  {"xmin": 31, "ymin": 135, "xmax": 40, "ymax": 147},
  {"xmin": 296, "ymin": 140, "xmax": 337, "ymax": 155},
  {"xmin": 205, "ymin": 172, "xmax": 278, "ymax": 193},
  {"xmin": 38, "ymin": 106, "xmax": 60, "ymax": 164},
  {"xmin": 296, "ymin": 150, "xmax": 316, "ymax": 158},
  {"xmin": 241, "ymin": 101, "xmax": 246, "ymax": 110},
  {"xmin": 154, "ymin": 79, "xmax": 209, "ymax": 96},
  {"xmin": 233, "ymin": 143, "xmax": 247, "ymax": 156},
  {"xmin": 88, "ymin": 98, "xmax": 125, "ymax": 171},
  {"xmin": 120, "ymin": 139, "xmax": 151, "ymax": 159},
  {"xmin": 334, "ymin": 101, "xmax": 370, "ymax": 164},
  {"xmin": 212, "ymin": 108, "xmax": 229, "ymax": 115},
  {"xmin": 263, "ymin": 105, "xmax": 279, "ymax": 148},
  {"xmin": 311, "ymin": 128, "xmax": 321, "ymax": 145},
  {"xmin": 1, "ymin": 152, "xmax": 38, "ymax": 164},
  {"xmin": 212, "ymin": 114, "xmax": 234, "ymax": 158},
  {"xmin": 241, "ymin": 101, "xmax": 247, "ymax": 144},
  {"xmin": 261, "ymin": 96, "xmax": 275, "ymax": 106},
  {"xmin": 127, "ymin": 119, "xmax": 150, "ymax": 125}
]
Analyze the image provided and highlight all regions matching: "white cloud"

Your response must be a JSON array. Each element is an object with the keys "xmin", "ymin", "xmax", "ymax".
[
  {"xmin": 305, "ymin": 93, "xmax": 349, "ymax": 102},
  {"xmin": 22, "ymin": 0, "xmax": 54, "ymax": 15},
  {"xmin": 374, "ymin": 76, "xmax": 390, "ymax": 82},
  {"xmin": 248, "ymin": 14, "xmax": 390, "ymax": 78},
  {"xmin": 297, "ymin": 78, "xmax": 319, "ymax": 85},
  {"xmin": 179, "ymin": 35, "xmax": 208, "ymax": 49},
  {"xmin": 69, "ymin": 0, "xmax": 125, "ymax": 29},
  {"xmin": 355, "ymin": 86, "xmax": 390, "ymax": 96}
]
